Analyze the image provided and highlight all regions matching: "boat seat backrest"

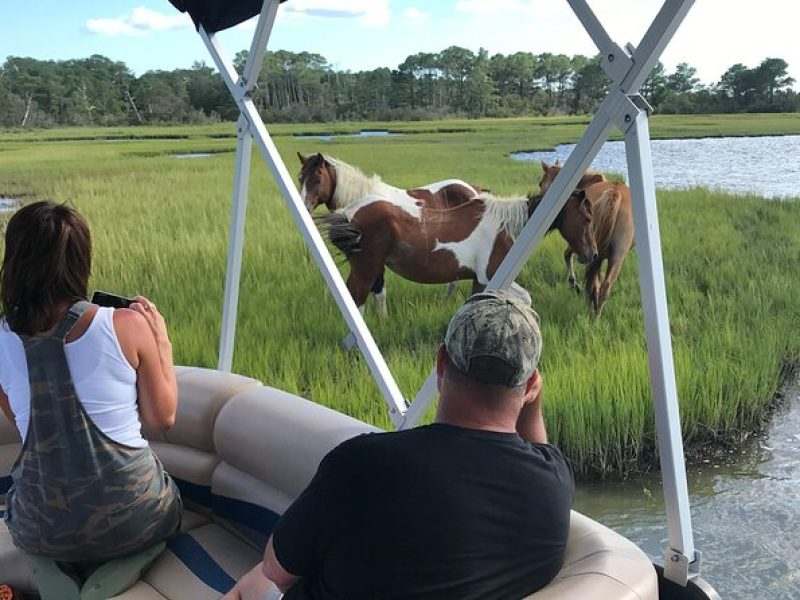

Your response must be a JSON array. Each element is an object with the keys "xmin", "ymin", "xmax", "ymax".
[{"xmin": 147, "ymin": 367, "xmax": 378, "ymax": 547}]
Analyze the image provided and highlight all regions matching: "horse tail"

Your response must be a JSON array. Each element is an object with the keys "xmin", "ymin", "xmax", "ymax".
[
  {"xmin": 317, "ymin": 212, "xmax": 363, "ymax": 259},
  {"xmin": 592, "ymin": 186, "xmax": 622, "ymax": 254}
]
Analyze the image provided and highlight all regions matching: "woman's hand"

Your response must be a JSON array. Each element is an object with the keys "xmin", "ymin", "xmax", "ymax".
[{"xmin": 129, "ymin": 296, "xmax": 172, "ymax": 352}]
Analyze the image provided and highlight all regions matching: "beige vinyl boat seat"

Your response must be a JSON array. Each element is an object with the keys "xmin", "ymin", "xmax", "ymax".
[{"xmin": 0, "ymin": 367, "xmax": 657, "ymax": 599}]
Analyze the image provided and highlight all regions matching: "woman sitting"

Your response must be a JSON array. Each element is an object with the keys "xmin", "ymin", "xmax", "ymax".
[{"xmin": 0, "ymin": 201, "xmax": 182, "ymax": 563}]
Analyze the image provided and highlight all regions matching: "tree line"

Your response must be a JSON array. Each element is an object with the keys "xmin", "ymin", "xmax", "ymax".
[{"xmin": 0, "ymin": 48, "xmax": 796, "ymax": 128}]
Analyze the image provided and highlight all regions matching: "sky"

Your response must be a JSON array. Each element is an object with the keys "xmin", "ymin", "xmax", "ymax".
[{"xmin": 2, "ymin": 0, "xmax": 799, "ymax": 90}]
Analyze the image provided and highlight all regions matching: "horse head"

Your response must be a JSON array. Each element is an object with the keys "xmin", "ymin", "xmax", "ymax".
[
  {"xmin": 529, "ymin": 189, "xmax": 597, "ymax": 265},
  {"xmin": 538, "ymin": 160, "xmax": 561, "ymax": 195},
  {"xmin": 297, "ymin": 152, "xmax": 336, "ymax": 212}
]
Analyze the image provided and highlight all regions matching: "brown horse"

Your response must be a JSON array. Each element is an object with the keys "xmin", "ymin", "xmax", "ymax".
[
  {"xmin": 298, "ymin": 152, "xmax": 484, "ymax": 313},
  {"xmin": 320, "ymin": 189, "xmax": 597, "ymax": 312},
  {"xmin": 539, "ymin": 160, "xmax": 635, "ymax": 316}
]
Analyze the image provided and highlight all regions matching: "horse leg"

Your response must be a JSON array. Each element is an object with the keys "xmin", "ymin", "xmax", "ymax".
[
  {"xmin": 471, "ymin": 280, "xmax": 485, "ymax": 295},
  {"xmin": 370, "ymin": 268, "xmax": 388, "ymax": 317},
  {"xmin": 564, "ymin": 247, "xmax": 580, "ymax": 293},
  {"xmin": 582, "ymin": 259, "xmax": 603, "ymax": 316},
  {"xmin": 444, "ymin": 281, "xmax": 459, "ymax": 298},
  {"xmin": 340, "ymin": 266, "xmax": 384, "ymax": 350},
  {"xmin": 596, "ymin": 254, "xmax": 626, "ymax": 317}
]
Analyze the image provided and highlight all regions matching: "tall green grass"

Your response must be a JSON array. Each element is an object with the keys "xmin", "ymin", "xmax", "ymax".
[{"xmin": 1, "ymin": 115, "xmax": 799, "ymax": 477}]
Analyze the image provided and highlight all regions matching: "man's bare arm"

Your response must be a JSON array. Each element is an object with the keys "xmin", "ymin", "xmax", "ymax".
[{"xmin": 263, "ymin": 537, "xmax": 302, "ymax": 593}]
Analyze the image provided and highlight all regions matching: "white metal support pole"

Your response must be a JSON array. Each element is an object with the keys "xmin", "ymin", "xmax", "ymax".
[
  {"xmin": 197, "ymin": 4, "xmax": 409, "ymax": 425},
  {"xmin": 242, "ymin": 0, "xmax": 279, "ymax": 93},
  {"xmin": 217, "ymin": 0, "xmax": 277, "ymax": 371},
  {"xmin": 625, "ymin": 106, "xmax": 700, "ymax": 585},
  {"xmin": 218, "ymin": 115, "xmax": 253, "ymax": 371},
  {"xmin": 403, "ymin": 2, "xmax": 701, "ymax": 586}
]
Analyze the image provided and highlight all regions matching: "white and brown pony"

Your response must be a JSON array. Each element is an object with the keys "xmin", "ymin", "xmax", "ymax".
[
  {"xmin": 320, "ymin": 189, "xmax": 597, "ymax": 313},
  {"xmin": 298, "ymin": 152, "xmax": 484, "ymax": 313},
  {"xmin": 539, "ymin": 160, "xmax": 635, "ymax": 317}
]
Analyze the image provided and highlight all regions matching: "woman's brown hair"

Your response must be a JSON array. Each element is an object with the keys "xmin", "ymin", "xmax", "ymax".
[{"xmin": 1, "ymin": 201, "xmax": 92, "ymax": 335}]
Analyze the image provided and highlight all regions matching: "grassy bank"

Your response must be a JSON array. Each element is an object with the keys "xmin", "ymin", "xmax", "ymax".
[{"xmin": 1, "ymin": 115, "xmax": 799, "ymax": 477}]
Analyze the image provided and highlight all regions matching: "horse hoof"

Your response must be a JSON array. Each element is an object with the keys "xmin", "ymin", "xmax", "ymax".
[{"xmin": 341, "ymin": 333, "xmax": 357, "ymax": 351}]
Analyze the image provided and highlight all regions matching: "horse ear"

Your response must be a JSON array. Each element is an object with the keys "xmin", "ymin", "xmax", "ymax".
[
  {"xmin": 540, "ymin": 160, "xmax": 549, "ymax": 171},
  {"xmin": 554, "ymin": 159, "xmax": 561, "ymax": 167},
  {"xmin": 297, "ymin": 152, "xmax": 308, "ymax": 165},
  {"xmin": 316, "ymin": 152, "xmax": 325, "ymax": 163}
]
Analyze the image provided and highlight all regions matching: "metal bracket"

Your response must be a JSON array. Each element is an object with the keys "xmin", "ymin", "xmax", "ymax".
[
  {"xmin": 630, "ymin": 93, "xmax": 653, "ymax": 116},
  {"xmin": 237, "ymin": 77, "xmax": 259, "ymax": 100},
  {"xmin": 599, "ymin": 90, "xmax": 643, "ymax": 134},
  {"xmin": 601, "ymin": 42, "xmax": 634, "ymax": 83},
  {"xmin": 664, "ymin": 547, "xmax": 702, "ymax": 587}
]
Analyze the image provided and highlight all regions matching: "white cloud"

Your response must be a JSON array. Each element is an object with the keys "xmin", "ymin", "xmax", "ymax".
[
  {"xmin": 284, "ymin": 0, "xmax": 391, "ymax": 28},
  {"xmin": 404, "ymin": 7, "xmax": 430, "ymax": 23},
  {"xmin": 86, "ymin": 6, "xmax": 191, "ymax": 37}
]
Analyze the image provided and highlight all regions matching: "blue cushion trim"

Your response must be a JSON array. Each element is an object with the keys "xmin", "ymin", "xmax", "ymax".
[
  {"xmin": 174, "ymin": 478, "xmax": 213, "ymax": 506},
  {"xmin": 167, "ymin": 533, "xmax": 236, "ymax": 593},
  {"xmin": 212, "ymin": 494, "xmax": 280, "ymax": 537},
  {"xmin": 0, "ymin": 476, "xmax": 11, "ymax": 494}
]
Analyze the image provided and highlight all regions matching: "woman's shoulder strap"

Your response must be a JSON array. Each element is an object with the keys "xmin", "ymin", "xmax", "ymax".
[{"xmin": 53, "ymin": 300, "xmax": 93, "ymax": 340}]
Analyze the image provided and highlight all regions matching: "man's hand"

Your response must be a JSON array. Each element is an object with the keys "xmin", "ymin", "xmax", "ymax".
[
  {"xmin": 517, "ymin": 370, "xmax": 548, "ymax": 444},
  {"xmin": 220, "ymin": 561, "xmax": 280, "ymax": 600}
]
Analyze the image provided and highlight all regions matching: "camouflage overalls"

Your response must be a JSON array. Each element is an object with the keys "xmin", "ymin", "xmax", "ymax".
[{"xmin": 5, "ymin": 301, "xmax": 182, "ymax": 561}]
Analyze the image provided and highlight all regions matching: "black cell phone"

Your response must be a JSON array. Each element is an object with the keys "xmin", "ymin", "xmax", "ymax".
[{"xmin": 91, "ymin": 290, "xmax": 134, "ymax": 309}]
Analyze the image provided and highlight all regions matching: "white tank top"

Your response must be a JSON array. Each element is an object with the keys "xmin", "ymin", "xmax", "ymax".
[{"xmin": 0, "ymin": 307, "xmax": 147, "ymax": 448}]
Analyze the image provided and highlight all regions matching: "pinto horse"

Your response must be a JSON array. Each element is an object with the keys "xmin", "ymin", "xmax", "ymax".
[
  {"xmin": 298, "ymin": 152, "xmax": 483, "ymax": 313},
  {"xmin": 320, "ymin": 189, "xmax": 597, "ymax": 313},
  {"xmin": 539, "ymin": 160, "xmax": 635, "ymax": 316}
]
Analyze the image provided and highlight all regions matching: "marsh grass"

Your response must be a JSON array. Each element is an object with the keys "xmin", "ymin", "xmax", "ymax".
[{"xmin": 1, "ymin": 115, "xmax": 799, "ymax": 477}]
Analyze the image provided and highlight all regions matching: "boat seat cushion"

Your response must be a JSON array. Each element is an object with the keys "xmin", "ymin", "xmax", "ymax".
[
  {"xmin": 143, "ymin": 366, "xmax": 261, "ymax": 452},
  {"xmin": 113, "ymin": 523, "xmax": 262, "ymax": 600},
  {"xmin": 525, "ymin": 511, "xmax": 657, "ymax": 599}
]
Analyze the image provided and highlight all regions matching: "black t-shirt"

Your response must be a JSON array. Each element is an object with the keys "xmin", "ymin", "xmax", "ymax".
[{"xmin": 273, "ymin": 423, "xmax": 574, "ymax": 600}]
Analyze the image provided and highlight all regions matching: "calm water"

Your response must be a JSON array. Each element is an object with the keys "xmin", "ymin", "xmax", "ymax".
[
  {"xmin": 511, "ymin": 135, "xmax": 800, "ymax": 199},
  {"xmin": 575, "ymin": 377, "xmax": 800, "ymax": 599},
  {"xmin": 173, "ymin": 152, "xmax": 215, "ymax": 159},
  {"xmin": 294, "ymin": 130, "xmax": 403, "ymax": 142}
]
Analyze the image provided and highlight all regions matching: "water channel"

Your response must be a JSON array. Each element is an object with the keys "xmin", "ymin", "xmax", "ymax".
[
  {"xmin": 511, "ymin": 134, "xmax": 800, "ymax": 200},
  {"xmin": 574, "ymin": 376, "xmax": 799, "ymax": 599}
]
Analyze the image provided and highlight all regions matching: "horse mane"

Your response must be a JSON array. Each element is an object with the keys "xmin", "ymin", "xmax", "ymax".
[
  {"xmin": 325, "ymin": 156, "xmax": 392, "ymax": 209},
  {"xmin": 478, "ymin": 192, "xmax": 531, "ymax": 240},
  {"xmin": 583, "ymin": 169, "xmax": 607, "ymax": 182},
  {"xmin": 591, "ymin": 186, "xmax": 622, "ymax": 252}
]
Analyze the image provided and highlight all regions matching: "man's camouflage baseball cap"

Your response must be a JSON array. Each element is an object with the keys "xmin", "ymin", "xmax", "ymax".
[{"xmin": 445, "ymin": 289, "xmax": 542, "ymax": 387}]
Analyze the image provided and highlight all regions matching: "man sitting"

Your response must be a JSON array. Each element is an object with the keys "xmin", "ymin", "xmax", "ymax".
[{"xmin": 224, "ymin": 290, "xmax": 574, "ymax": 599}]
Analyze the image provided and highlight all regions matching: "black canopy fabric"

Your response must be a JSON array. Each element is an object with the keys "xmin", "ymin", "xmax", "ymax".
[{"xmin": 169, "ymin": 0, "xmax": 287, "ymax": 33}]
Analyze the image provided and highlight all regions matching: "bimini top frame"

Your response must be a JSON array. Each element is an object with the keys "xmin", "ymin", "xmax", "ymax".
[{"xmin": 169, "ymin": 0, "xmax": 704, "ymax": 589}]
